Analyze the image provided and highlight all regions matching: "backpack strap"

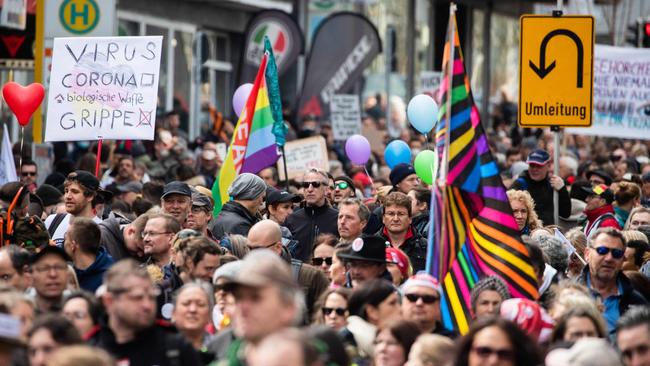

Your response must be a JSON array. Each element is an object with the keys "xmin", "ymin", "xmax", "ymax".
[{"xmin": 47, "ymin": 213, "xmax": 67, "ymax": 238}]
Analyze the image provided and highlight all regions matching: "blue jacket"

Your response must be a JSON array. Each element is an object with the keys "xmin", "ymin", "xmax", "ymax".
[{"xmin": 75, "ymin": 247, "xmax": 115, "ymax": 293}]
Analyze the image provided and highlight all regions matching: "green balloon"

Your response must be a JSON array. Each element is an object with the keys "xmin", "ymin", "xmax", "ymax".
[{"xmin": 414, "ymin": 150, "xmax": 438, "ymax": 185}]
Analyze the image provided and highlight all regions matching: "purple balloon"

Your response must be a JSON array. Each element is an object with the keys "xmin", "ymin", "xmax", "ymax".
[
  {"xmin": 345, "ymin": 134, "xmax": 371, "ymax": 165},
  {"xmin": 232, "ymin": 83, "xmax": 253, "ymax": 117}
]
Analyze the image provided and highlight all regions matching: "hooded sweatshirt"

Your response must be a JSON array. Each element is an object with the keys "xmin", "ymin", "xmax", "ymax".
[
  {"xmin": 75, "ymin": 247, "xmax": 115, "ymax": 293},
  {"xmin": 584, "ymin": 204, "xmax": 620, "ymax": 238}
]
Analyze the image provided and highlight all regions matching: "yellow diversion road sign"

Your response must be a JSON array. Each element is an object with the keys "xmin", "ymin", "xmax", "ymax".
[{"xmin": 519, "ymin": 15, "xmax": 594, "ymax": 127}]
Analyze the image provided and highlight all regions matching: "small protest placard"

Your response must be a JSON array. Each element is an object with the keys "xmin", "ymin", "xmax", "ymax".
[
  {"xmin": 277, "ymin": 135, "xmax": 329, "ymax": 180},
  {"xmin": 330, "ymin": 94, "xmax": 361, "ymax": 141},
  {"xmin": 45, "ymin": 36, "xmax": 163, "ymax": 142},
  {"xmin": 419, "ymin": 71, "xmax": 442, "ymax": 100}
]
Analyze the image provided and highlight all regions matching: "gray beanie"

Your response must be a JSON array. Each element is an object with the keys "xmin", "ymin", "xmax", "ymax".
[
  {"xmin": 537, "ymin": 235, "xmax": 569, "ymax": 275},
  {"xmin": 228, "ymin": 173, "xmax": 267, "ymax": 200},
  {"xmin": 470, "ymin": 275, "xmax": 511, "ymax": 313}
]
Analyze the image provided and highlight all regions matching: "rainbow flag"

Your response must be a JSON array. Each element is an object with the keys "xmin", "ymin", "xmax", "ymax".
[
  {"xmin": 429, "ymin": 12, "xmax": 539, "ymax": 334},
  {"xmin": 212, "ymin": 54, "xmax": 279, "ymax": 215}
]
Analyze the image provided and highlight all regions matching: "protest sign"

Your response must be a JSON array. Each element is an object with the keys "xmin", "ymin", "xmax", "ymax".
[
  {"xmin": 419, "ymin": 70, "xmax": 442, "ymax": 100},
  {"xmin": 566, "ymin": 45, "xmax": 650, "ymax": 139},
  {"xmin": 277, "ymin": 135, "xmax": 329, "ymax": 180},
  {"xmin": 44, "ymin": 36, "xmax": 163, "ymax": 142},
  {"xmin": 330, "ymin": 94, "xmax": 361, "ymax": 140},
  {"xmin": 362, "ymin": 123, "xmax": 386, "ymax": 156}
]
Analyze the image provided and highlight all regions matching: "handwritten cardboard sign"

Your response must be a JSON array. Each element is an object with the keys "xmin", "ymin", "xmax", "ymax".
[
  {"xmin": 330, "ymin": 94, "xmax": 361, "ymax": 140},
  {"xmin": 45, "ymin": 36, "xmax": 163, "ymax": 141},
  {"xmin": 277, "ymin": 135, "xmax": 329, "ymax": 180}
]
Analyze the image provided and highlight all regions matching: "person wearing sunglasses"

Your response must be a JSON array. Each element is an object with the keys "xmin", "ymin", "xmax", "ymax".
[
  {"xmin": 582, "ymin": 184, "xmax": 621, "ymax": 239},
  {"xmin": 401, "ymin": 273, "xmax": 456, "ymax": 338},
  {"xmin": 331, "ymin": 176, "xmax": 356, "ymax": 207},
  {"xmin": 19, "ymin": 159, "xmax": 38, "ymax": 193},
  {"xmin": 454, "ymin": 317, "xmax": 542, "ymax": 366},
  {"xmin": 578, "ymin": 228, "xmax": 648, "ymax": 337},
  {"xmin": 317, "ymin": 288, "xmax": 351, "ymax": 331},
  {"xmin": 285, "ymin": 169, "xmax": 339, "ymax": 263}
]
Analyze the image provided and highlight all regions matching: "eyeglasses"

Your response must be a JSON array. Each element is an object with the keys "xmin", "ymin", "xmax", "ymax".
[
  {"xmin": 141, "ymin": 231, "xmax": 172, "ymax": 239},
  {"xmin": 21, "ymin": 172, "xmax": 36, "ymax": 176},
  {"xmin": 404, "ymin": 293, "xmax": 439, "ymax": 304},
  {"xmin": 593, "ymin": 246, "xmax": 625, "ymax": 259},
  {"xmin": 300, "ymin": 181, "xmax": 325, "ymax": 189},
  {"xmin": 471, "ymin": 346, "xmax": 515, "ymax": 361},
  {"xmin": 33, "ymin": 264, "xmax": 67, "ymax": 274},
  {"xmin": 322, "ymin": 307, "xmax": 346, "ymax": 316},
  {"xmin": 312, "ymin": 257, "xmax": 332, "ymax": 266},
  {"xmin": 335, "ymin": 181, "xmax": 350, "ymax": 190}
]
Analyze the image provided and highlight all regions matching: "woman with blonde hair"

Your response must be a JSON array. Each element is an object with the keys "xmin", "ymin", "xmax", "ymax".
[
  {"xmin": 565, "ymin": 228, "xmax": 588, "ymax": 278},
  {"xmin": 507, "ymin": 190, "xmax": 543, "ymax": 235},
  {"xmin": 406, "ymin": 334, "xmax": 455, "ymax": 366}
]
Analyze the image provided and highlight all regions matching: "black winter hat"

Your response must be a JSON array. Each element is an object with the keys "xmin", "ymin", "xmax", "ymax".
[
  {"xmin": 389, "ymin": 163, "xmax": 416, "ymax": 187},
  {"xmin": 35, "ymin": 184, "xmax": 63, "ymax": 207}
]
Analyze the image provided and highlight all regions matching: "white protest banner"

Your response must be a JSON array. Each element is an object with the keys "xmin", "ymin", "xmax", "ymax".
[
  {"xmin": 566, "ymin": 45, "xmax": 650, "ymax": 139},
  {"xmin": 330, "ymin": 94, "xmax": 361, "ymax": 141},
  {"xmin": 45, "ymin": 36, "xmax": 163, "ymax": 141},
  {"xmin": 277, "ymin": 135, "xmax": 329, "ymax": 180},
  {"xmin": 419, "ymin": 70, "xmax": 442, "ymax": 99}
]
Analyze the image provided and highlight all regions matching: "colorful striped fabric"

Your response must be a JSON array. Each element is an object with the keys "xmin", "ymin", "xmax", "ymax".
[
  {"xmin": 212, "ymin": 54, "xmax": 279, "ymax": 215},
  {"xmin": 430, "ymin": 15, "xmax": 539, "ymax": 335}
]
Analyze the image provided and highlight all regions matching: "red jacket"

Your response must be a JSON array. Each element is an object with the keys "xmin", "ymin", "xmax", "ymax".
[{"xmin": 584, "ymin": 204, "xmax": 620, "ymax": 238}]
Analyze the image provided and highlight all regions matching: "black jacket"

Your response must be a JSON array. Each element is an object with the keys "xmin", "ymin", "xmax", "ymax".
[
  {"xmin": 285, "ymin": 204, "xmax": 339, "ymax": 262},
  {"xmin": 86, "ymin": 320, "xmax": 202, "ymax": 366},
  {"xmin": 511, "ymin": 171, "xmax": 571, "ymax": 226},
  {"xmin": 210, "ymin": 201, "xmax": 259, "ymax": 240},
  {"xmin": 377, "ymin": 226, "xmax": 428, "ymax": 272},
  {"xmin": 99, "ymin": 216, "xmax": 133, "ymax": 261}
]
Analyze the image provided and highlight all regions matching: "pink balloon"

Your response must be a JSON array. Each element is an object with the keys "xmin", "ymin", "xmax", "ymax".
[
  {"xmin": 232, "ymin": 83, "xmax": 253, "ymax": 117},
  {"xmin": 345, "ymin": 134, "xmax": 371, "ymax": 165}
]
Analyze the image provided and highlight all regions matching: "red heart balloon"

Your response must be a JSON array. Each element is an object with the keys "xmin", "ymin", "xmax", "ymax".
[{"xmin": 2, "ymin": 82, "xmax": 45, "ymax": 126}]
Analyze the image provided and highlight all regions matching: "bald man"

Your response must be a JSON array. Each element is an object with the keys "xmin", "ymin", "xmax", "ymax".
[{"xmin": 247, "ymin": 220, "xmax": 329, "ymax": 320}]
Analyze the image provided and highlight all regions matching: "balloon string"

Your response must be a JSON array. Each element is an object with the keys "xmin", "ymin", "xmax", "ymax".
[
  {"xmin": 424, "ymin": 132, "xmax": 430, "ymax": 151},
  {"xmin": 19, "ymin": 127, "xmax": 24, "ymax": 171},
  {"xmin": 363, "ymin": 166, "xmax": 374, "ymax": 188}
]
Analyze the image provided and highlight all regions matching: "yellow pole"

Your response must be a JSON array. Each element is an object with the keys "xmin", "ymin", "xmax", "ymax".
[{"xmin": 33, "ymin": 0, "xmax": 45, "ymax": 143}]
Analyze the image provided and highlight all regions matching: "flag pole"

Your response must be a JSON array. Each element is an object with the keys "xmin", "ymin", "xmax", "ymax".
[
  {"xmin": 438, "ymin": 3, "xmax": 456, "ymax": 280},
  {"xmin": 95, "ymin": 139, "xmax": 103, "ymax": 178}
]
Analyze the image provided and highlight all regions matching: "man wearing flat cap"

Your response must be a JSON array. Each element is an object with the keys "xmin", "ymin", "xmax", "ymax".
[
  {"xmin": 210, "ymin": 173, "xmax": 266, "ymax": 239},
  {"xmin": 44, "ymin": 170, "xmax": 102, "ymax": 246},
  {"xmin": 160, "ymin": 181, "xmax": 192, "ymax": 227}
]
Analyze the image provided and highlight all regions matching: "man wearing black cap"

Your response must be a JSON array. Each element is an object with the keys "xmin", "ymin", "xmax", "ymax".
[
  {"xmin": 44, "ymin": 170, "xmax": 102, "ymax": 246},
  {"xmin": 34, "ymin": 184, "xmax": 63, "ymax": 217},
  {"xmin": 186, "ymin": 192, "xmax": 216, "ymax": 240},
  {"xmin": 116, "ymin": 181, "xmax": 143, "ymax": 208},
  {"xmin": 160, "ymin": 181, "xmax": 192, "ymax": 227},
  {"xmin": 389, "ymin": 163, "xmax": 420, "ymax": 194},
  {"xmin": 583, "ymin": 184, "xmax": 621, "ymax": 238},
  {"xmin": 337, "ymin": 235, "xmax": 390, "ymax": 287},
  {"xmin": 265, "ymin": 188, "xmax": 301, "ymax": 225},
  {"xmin": 211, "ymin": 173, "xmax": 267, "ymax": 239},
  {"xmin": 511, "ymin": 149, "xmax": 571, "ymax": 225},
  {"xmin": 30, "ymin": 245, "xmax": 71, "ymax": 314},
  {"xmin": 586, "ymin": 169, "xmax": 613, "ymax": 187}
]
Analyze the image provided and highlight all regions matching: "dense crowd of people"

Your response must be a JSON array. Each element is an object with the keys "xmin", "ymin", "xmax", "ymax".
[{"xmin": 2, "ymin": 96, "xmax": 650, "ymax": 366}]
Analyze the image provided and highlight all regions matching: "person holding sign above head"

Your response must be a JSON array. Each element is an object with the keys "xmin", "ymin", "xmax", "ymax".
[{"xmin": 44, "ymin": 171, "xmax": 102, "ymax": 247}]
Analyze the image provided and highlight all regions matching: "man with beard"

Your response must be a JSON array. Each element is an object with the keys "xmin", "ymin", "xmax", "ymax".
[
  {"xmin": 87, "ymin": 259, "xmax": 201, "ymax": 364},
  {"xmin": 578, "ymin": 228, "xmax": 648, "ymax": 338},
  {"xmin": 331, "ymin": 176, "xmax": 356, "ymax": 208},
  {"xmin": 44, "ymin": 171, "xmax": 102, "ymax": 246}
]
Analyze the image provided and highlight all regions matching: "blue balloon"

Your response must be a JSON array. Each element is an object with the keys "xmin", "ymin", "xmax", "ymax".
[
  {"xmin": 384, "ymin": 140, "xmax": 412, "ymax": 169},
  {"xmin": 407, "ymin": 94, "xmax": 439, "ymax": 134}
]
